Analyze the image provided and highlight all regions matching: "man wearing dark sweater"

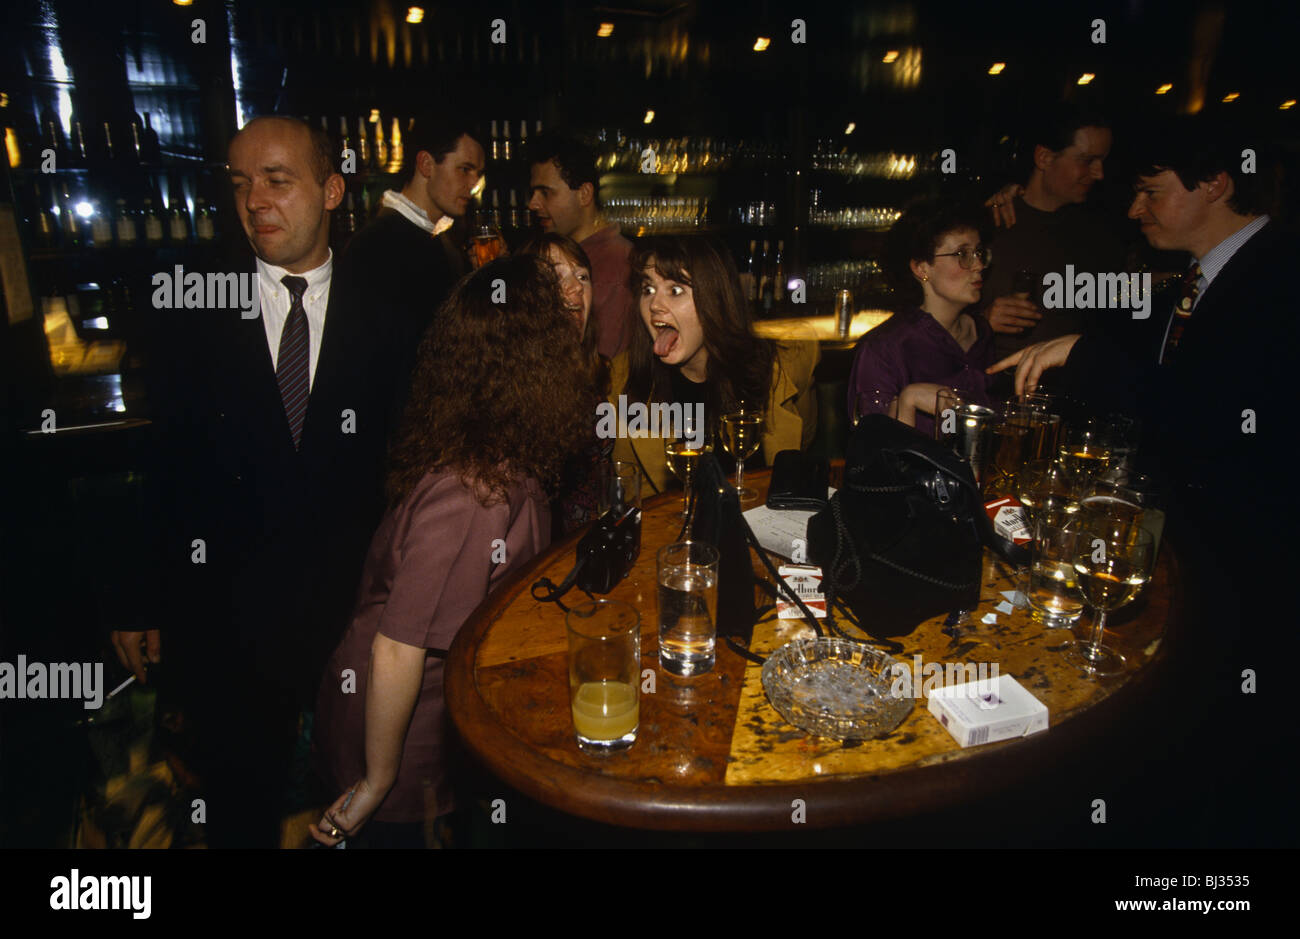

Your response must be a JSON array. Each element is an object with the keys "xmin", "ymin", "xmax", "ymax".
[
  {"xmin": 335, "ymin": 114, "xmax": 484, "ymax": 419},
  {"xmin": 981, "ymin": 110, "xmax": 1125, "ymax": 365}
]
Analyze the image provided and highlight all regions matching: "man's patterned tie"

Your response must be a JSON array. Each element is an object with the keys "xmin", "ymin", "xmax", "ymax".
[
  {"xmin": 1162, "ymin": 263, "xmax": 1201, "ymax": 365},
  {"xmin": 276, "ymin": 275, "xmax": 310, "ymax": 449}
]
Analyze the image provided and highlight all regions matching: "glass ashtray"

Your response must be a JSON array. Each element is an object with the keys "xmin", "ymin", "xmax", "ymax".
[{"xmin": 761, "ymin": 638, "xmax": 913, "ymax": 740}]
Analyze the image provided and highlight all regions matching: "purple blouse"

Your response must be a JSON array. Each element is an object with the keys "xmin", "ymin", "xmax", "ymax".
[
  {"xmin": 314, "ymin": 469, "xmax": 550, "ymax": 823},
  {"xmin": 847, "ymin": 307, "xmax": 995, "ymax": 437}
]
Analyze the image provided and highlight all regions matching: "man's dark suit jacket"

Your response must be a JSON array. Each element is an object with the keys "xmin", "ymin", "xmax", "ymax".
[
  {"xmin": 1058, "ymin": 220, "xmax": 1296, "ymax": 844},
  {"xmin": 334, "ymin": 209, "xmax": 467, "ymax": 422},
  {"xmin": 148, "ymin": 249, "xmax": 405, "ymax": 705},
  {"xmin": 1060, "ymin": 220, "xmax": 1291, "ymax": 519}
]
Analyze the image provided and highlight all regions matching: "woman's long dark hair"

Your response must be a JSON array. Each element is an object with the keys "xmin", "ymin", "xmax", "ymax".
[
  {"xmin": 387, "ymin": 254, "xmax": 593, "ymax": 506},
  {"xmin": 625, "ymin": 234, "xmax": 775, "ymax": 420},
  {"xmin": 514, "ymin": 231, "xmax": 609, "ymax": 396}
]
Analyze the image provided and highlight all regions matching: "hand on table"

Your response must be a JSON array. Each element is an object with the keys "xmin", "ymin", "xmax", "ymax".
[
  {"xmin": 985, "ymin": 183, "xmax": 1024, "ymax": 227},
  {"xmin": 309, "ymin": 777, "xmax": 390, "ymax": 847},
  {"xmin": 110, "ymin": 629, "xmax": 161, "ymax": 682},
  {"xmin": 987, "ymin": 334, "xmax": 1081, "ymax": 397},
  {"xmin": 984, "ymin": 295, "xmax": 1042, "ymax": 334}
]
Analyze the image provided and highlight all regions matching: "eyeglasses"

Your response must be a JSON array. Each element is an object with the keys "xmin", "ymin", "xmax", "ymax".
[{"xmin": 933, "ymin": 245, "xmax": 992, "ymax": 270}]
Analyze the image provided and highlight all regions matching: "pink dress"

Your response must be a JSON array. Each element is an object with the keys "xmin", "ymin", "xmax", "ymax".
[{"xmin": 314, "ymin": 469, "xmax": 550, "ymax": 823}]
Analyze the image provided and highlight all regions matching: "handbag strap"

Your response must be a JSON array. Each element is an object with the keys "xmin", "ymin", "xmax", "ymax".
[{"xmin": 828, "ymin": 494, "xmax": 978, "ymax": 593}]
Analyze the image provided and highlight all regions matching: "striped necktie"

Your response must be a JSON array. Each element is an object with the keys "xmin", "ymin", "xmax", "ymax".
[
  {"xmin": 276, "ymin": 274, "xmax": 310, "ymax": 449},
  {"xmin": 1162, "ymin": 263, "xmax": 1201, "ymax": 365}
]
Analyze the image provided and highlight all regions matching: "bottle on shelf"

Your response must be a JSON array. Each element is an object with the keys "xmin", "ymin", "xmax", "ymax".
[
  {"xmin": 142, "ymin": 197, "xmax": 164, "ymax": 245},
  {"xmin": 501, "ymin": 120, "xmax": 512, "ymax": 162},
  {"xmin": 100, "ymin": 121, "xmax": 117, "ymax": 163},
  {"xmin": 115, "ymin": 198, "xmax": 138, "ymax": 247},
  {"xmin": 195, "ymin": 200, "xmax": 216, "ymax": 241},
  {"xmin": 339, "ymin": 116, "xmax": 352, "ymax": 162},
  {"xmin": 488, "ymin": 190, "xmax": 501, "ymax": 229},
  {"xmin": 372, "ymin": 114, "xmax": 386, "ymax": 170},
  {"xmin": 69, "ymin": 119, "xmax": 89, "ymax": 167},
  {"xmin": 141, "ymin": 112, "xmax": 162, "ymax": 164},
  {"xmin": 518, "ymin": 120, "xmax": 527, "ymax": 159},
  {"xmin": 759, "ymin": 239, "xmax": 774, "ymax": 312},
  {"xmin": 90, "ymin": 200, "xmax": 113, "ymax": 249},
  {"xmin": 387, "ymin": 116, "xmax": 403, "ymax": 174},
  {"xmin": 168, "ymin": 189, "xmax": 191, "ymax": 244},
  {"xmin": 40, "ymin": 111, "xmax": 67, "ymax": 168},
  {"xmin": 745, "ymin": 239, "xmax": 760, "ymax": 302},
  {"xmin": 773, "ymin": 240, "xmax": 785, "ymax": 302},
  {"xmin": 59, "ymin": 182, "xmax": 81, "ymax": 250},
  {"xmin": 510, "ymin": 190, "xmax": 525, "ymax": 230},
  {"xmin": 356, "ymin": 116, "xmax": 370, "ymax": 166},
  {"xmin": 489, "ymin": 120, "xmax": 500, "ymax": 162},
  {"xmin": 33, "ymin": 181, "xmax": 58, "ymax": 250}
]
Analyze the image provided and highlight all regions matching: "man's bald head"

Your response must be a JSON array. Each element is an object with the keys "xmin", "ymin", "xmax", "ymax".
[{"xmin": 234, "ymin": 116, "xmax": 334, "ymax": 185}]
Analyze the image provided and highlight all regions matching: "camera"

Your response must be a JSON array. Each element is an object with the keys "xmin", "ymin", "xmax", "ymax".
[{"xmin": 576, "ymin": 503, "xmax": 641, "ymax": 594}]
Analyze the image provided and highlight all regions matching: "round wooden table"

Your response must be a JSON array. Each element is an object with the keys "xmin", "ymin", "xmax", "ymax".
[{"xmin": 445, "ymin": 469, "xmax": 1182, "ymax": 832}]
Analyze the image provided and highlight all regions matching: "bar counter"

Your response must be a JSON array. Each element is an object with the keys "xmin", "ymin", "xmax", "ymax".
[
  {"xmin": 753, "ymin": 310, "xmax": 893, "ymax": 350},
  {"xmin": 445, "ymin": 469, "xmax": 1181, "ymax": 832}
]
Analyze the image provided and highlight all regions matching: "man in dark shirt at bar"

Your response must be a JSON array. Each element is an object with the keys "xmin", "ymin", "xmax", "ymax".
[
  {"xmin": 981, "ymin": 109, "xmax": 1125, "ymax": 368},
  {"xmin": 528, "ymin": 133, "xmax": 636, "ymax": 357},
  {"xmin": 336, "ymin": 114, "xmax": 483, "ymax": 418}
]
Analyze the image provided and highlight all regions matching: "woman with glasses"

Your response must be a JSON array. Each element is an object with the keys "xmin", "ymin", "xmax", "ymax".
[{"xmin": 847, "ymin": 199, "xmax": 995, "ymax": 436}]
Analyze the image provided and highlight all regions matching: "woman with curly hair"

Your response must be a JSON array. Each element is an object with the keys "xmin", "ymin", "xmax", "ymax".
[
  {"xmin": 516, "ymin": 231, "xmax": 614, "ymax": 536},
  {"xmin": 611, "ymin": 234, "xmax": 818, "ymax": 497},
  {"xmin": 311, "ymin": 255, "xmax": 592, "ymax": 847}
]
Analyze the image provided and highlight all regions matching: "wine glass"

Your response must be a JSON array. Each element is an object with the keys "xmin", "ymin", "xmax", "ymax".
[
  {"xmin": 719, "ymin": 408, "xmax": 763, "ymax": 503},
  {"xmin": 1067, "ymin": 525, "xmax": 1155, "ymax": 676},
  {"xmin": 663, "ymin": 419, "xmax": 713, "ymax": 520},
  {"xmin": 1058, "ymin": 418, "xmax": 1113, "ymax": 492},
  {"xmin": 1017, "ymin": 459, "xmax": 1078, "ymax": 529},
  {"xmin": 1084, "ymin": 471, "xmax": 1165, "ymax": 561}
]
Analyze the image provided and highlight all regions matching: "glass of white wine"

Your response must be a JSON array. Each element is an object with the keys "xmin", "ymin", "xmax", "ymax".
[
  {"xmin": 1068, "ymin": 525, "xmax": 1155, "ymax": 676},
  {"xmin": 1058, "ymin": 419, "xmax": 1113, "ymax": 492},
  {"xmin": 719, "ymin": 408, "xmax": 763, "ymax": 502},
  {"xmin": 663, "ymin": 419, "xmax": 713, "ymax": 520}
]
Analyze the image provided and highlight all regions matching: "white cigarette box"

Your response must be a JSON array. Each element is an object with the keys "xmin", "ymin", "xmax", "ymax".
[{"xmin": 926, "ymin": 674, "xmax": 1049, "ymax": 748}]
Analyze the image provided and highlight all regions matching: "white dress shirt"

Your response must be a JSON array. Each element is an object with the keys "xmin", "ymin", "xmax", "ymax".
[
  {"xmin": 380, "ymin": 189, "xmax": 455, "ymax": 236},
  {"xmin": 256, "ymin": 251, "xmax": 332, "ymax": 391}
]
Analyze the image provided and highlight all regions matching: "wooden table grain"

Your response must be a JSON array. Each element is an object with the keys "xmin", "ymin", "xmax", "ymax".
[{"xmin": 445, "ymin": 470, "xmax": 1182, "ymax": 831}]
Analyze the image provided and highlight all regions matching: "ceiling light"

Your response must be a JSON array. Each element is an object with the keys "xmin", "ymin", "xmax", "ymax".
[
  {"xmin": 1077, "ymin": 73, "xmax": 1095, "ymax": 85},
  {"xmin": 597, "ymin": 23, "xmax": 614, "ymax": 38},
  {"xmin": 1156, "ymin": 83, "xmax": 1173, "ymax": 95},
  {"xmin": 753, "ymin": 37, "xmax": 770, "ymax": 52},
  {"xmin": 988, "ymin": 62, "xmax": 1005, "ymax": 75},
  {"xmin": 882, "ymin": 50, "xmax": 899, "ymax": 63},
  {"xmin": 406, "ymin": 7, "xmax": 424, "ymax": 24}
]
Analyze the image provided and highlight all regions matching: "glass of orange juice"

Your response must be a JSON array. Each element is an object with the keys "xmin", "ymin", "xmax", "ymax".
[{"xmin": 565, "ymin": 599, "xmax": 640, "ymax": 752}]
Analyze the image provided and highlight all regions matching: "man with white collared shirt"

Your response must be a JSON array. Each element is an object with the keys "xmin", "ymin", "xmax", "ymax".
[
  {"xmin": 336, "ymin": 114, "xmax": 484, "ymax": 417},
  {"xmin": 117, "ymin": 116, "xmax": 409, "ymax": 847}
]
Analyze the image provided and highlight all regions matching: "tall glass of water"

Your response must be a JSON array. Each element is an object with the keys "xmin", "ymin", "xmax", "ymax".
[{"xmin": 656, "ymin": 541, "xmax": 719, "ymax": 676}]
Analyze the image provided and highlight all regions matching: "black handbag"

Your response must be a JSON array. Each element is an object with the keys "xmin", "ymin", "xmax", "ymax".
[{"xmin": 806, "ymin": 415, "xmax": 1022, "ymax": 639}]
